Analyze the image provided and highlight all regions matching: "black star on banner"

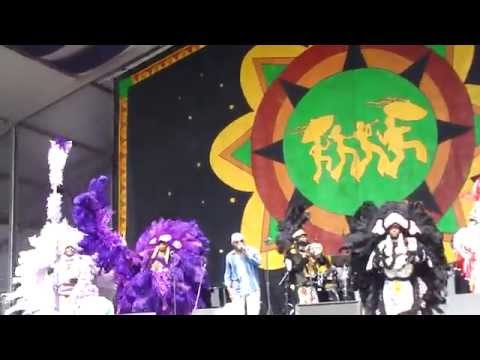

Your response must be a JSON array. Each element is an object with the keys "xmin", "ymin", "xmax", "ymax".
[
  {"xmin": 400, "ymin": 52, "xmax": 431, "ymax": 86},
  {"xmin": 288, "ymin": 188, "xmax": 313, "ymax": 209},
  {"xmin": 470, "ymin": 174, "xmax": 480, "ymax": 182},
  {"xmin": 407, "ymin": 181, "xmax": 441, "ymax": 214},
  {"xmin": 343, "ymin": 45, "xmax": 367, "ymax": 71},
  {"xmin": 254, "ymin": 140, "xmax": 285, "ymax": 164},
  {"xmin": 436, "ymin": 119, "xmax": 472, "ymax": 144},
  {"xmin": 280, "ymin": 80, "xmax": 310, "ymax": 107},
  {"xmin": 465, "ymin": 45, "xmax": 480, "ymax": 85}
]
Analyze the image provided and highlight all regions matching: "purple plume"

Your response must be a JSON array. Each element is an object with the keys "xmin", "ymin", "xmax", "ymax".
[
  {"xmin": 54, "ymin": 136, "xmax": 72, "ymax": 152},
  {"xmin": 72, "ymin": 176, "xmax": 210, "ymax": 315}
]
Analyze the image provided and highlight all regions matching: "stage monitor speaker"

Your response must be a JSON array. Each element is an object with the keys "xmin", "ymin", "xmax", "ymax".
[
  {"xmin": 296, "ymin": 300, "xmax": 361, "ymax": 315},
  {"xmin": 441, "ymin": 294, "xmax": 480, "ymax": 315},
  {"xmin": 192, "ymin": 308, "xmax": 224, "ymax": 315},
  {"xmin": 209, "ymin": 286, "xmax": 227, "ymax": 308}
]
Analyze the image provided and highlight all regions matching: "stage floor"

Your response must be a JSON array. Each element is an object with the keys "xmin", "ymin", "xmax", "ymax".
[{"xmin": 191, "ymin": 293, "xmax": 480, "ymax": 315}]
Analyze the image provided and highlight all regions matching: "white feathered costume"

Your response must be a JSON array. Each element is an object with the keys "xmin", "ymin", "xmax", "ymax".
[
  {"xmin": 453, "ymin": 180, "xmax": 480, "ymax": 294},
  {"xmin": 2, "ymin": 139, "xmax": 114, "ymax": 315}
]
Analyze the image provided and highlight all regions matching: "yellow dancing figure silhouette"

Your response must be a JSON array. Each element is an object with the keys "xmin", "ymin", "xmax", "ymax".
[
  {"xmin": 373, "ymin": 98, "xmax": 428, "ymax": 179},
  {"xmin": 353, "ymin": 121, "xmax": 390, "ymax": 179},
  {"xmin": 328, "ymin": 125, "xmax": 361, "ymax": 182},
  {"xmin": 301, "ymin": 115, "xmax": 334, "ymax": 183},
  {"xmin": 309, "ymin": 139, "xmax": 332, "ymax": 184}
]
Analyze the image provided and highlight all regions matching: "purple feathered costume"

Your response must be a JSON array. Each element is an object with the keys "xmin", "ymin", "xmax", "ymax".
[{"xmin": 72, "ymin": 176, "xmax": 210, "ymax": 315}]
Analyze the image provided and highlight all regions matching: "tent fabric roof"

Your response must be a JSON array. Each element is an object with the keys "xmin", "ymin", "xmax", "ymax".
[{"xmin": 0, "ymin": 45, "xmax": 171, "ymax": 266}]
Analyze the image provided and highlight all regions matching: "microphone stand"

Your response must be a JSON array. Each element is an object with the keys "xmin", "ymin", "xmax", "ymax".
[
  {"xmin": 278, "ymin": 271, "xmax": 289, "ymax": 287},
  {"xmin": 193, "ymin": 262, "xmax": 207, "ymax": 312},
  {"xmin": 278, "ymin": 270, "xmax": 290, "ymax": 315},
  {"xmin": 264, "ymin": 238, "xmax": 273, "ymax": 315},
  {"xmin": 170, "ymin": 249, "xmax": 177, "ymax": 316},
  {"xmin": 173, "ymin": 275, "xmax": 177, "ymax": 315}
]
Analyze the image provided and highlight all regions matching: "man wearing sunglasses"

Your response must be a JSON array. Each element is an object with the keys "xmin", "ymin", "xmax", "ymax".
[{"xmin": 224, "ymin": 232, "xmax": 261, "ymax": 315}]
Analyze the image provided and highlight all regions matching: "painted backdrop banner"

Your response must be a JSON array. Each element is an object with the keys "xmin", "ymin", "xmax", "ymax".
[{"xmin": 116, "ymin": 46, "xmax": 480, "ymax": 293}]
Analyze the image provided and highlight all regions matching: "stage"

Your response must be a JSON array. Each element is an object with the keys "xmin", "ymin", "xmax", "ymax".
[{"xmin": 190, "ymin": 293, "xmax": 480, "ymax": 315}]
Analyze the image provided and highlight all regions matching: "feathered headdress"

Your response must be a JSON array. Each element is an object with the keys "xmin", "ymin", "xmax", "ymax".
[
  {"xmin": 73, "ymin": 176, "xmax": 210, "ymax": 315},
  {"xmin": 453, "ymin": 181, "xmax": 480, "ymax": 293},
  {"xmin": 276, "ymin": 204, "xmax": 310, "ymax": 254},
  {"xmin": 2, "ymin": 138, "xmax": 84, "ymax": 314},
  {"xmin": 346, "ymin": 201, "xmax": 447, "ymax": 315}
]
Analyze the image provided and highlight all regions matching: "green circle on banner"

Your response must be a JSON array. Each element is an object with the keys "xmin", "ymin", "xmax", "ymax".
[{"xmin": 283, "ymin": 68, "xmax": 438, "ymax": 215}]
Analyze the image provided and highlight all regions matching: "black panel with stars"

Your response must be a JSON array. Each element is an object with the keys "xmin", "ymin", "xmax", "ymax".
[{"xmin": 125, "ymin": 45, "xmax": 254, "ymax": 286}]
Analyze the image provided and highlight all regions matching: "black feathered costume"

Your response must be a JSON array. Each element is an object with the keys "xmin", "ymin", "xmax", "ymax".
[
  {"xmin": 275, "ymin": 205, "xmax": 310, "ymax": 312},
  {"xmin": 346, "ymin": 201, "xmax": 448, "ymax": 315},
  {"xmin": 276, "ymin": 204, "xmax": 310, "ymax": 254}
]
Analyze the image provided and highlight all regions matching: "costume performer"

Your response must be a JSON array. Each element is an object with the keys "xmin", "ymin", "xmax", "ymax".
[
  {"xmin": 305, "ymin": 243, "xmax": 340, "ymax": 302},
  {"xmin": 302, "ymin": 241, "xmax": 333, "ymax": 304},
  {"xmin": 285, "ymin": 230, "xmax": 312, "ymax": 305},
  {"xmin": 453, "ymin": 180, "xmax": 480, "ymax": 294},
  {"xmin": 72, "ymin": 176, "xmax": 210, "ymax": 315},
  {"xmin": 223, "ymin": 232, "xmax": 261, "ymax": 315},
  {"xmin": 346, "ymin": 201, "xmax": 448, "ymax": 315},
  {"xmin": 2, "ymin": 139, "xmax": 114, "ymax": 315},
  {"xmin": 276, "ymin": 206, "xmax": 309, "ymax": 313},
  {"xmin": 276, "ymin": 205, "xmax": 329, "ymax": 311}
]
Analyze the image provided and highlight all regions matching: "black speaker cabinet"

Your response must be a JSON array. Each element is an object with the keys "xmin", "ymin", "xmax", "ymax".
[
  {"xmin": 295, "ymin": 300, "xmax": 361, "ymax": 315},
  {"xmin": 208, "ymin": 286, "xmax": 227, "ymax": 308}
]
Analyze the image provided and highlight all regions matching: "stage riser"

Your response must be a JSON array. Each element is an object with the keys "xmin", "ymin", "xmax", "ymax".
[
  {"xmin": 296, "ymin": 301, "xmax": 361, "ymax": 315},
  {"xmin": 118, "ymin": 293, "xmax": 480, "ymax": 315},
  {"xmin": 192, "ymin": 308, "xmax": 226, "ymax": 315}
]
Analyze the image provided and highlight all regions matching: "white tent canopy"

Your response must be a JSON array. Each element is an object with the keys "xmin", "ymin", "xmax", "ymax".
[{"xmin": 0, "ymin": 45, "xmax": 172, "ymax": 291}]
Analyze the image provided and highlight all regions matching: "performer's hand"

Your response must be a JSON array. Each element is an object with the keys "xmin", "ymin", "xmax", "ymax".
[{"xmin": 372, "ymin": 253, "xmax": 383, "ymax": 268}]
